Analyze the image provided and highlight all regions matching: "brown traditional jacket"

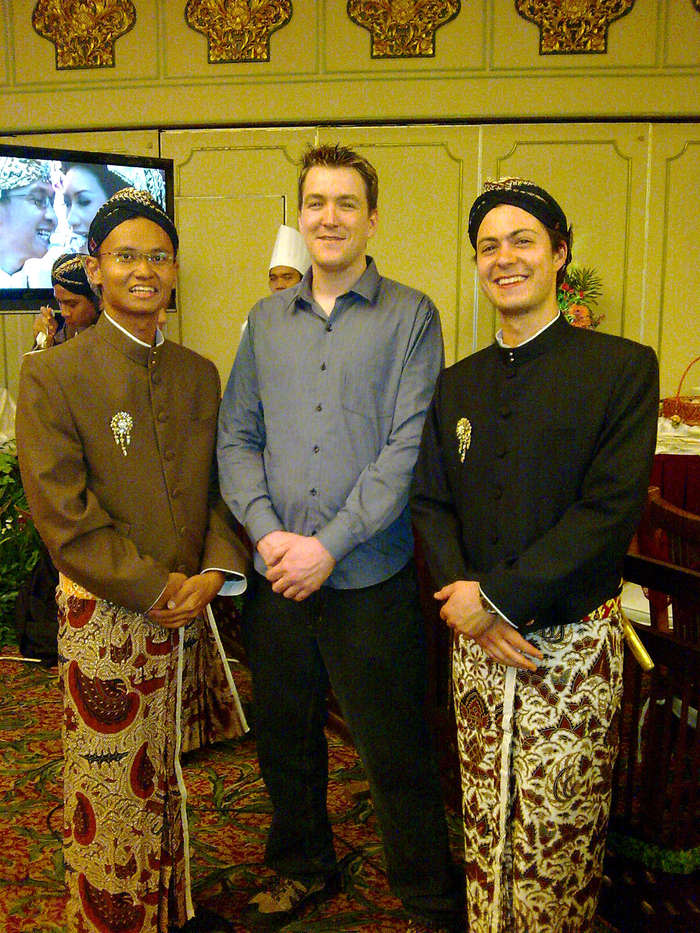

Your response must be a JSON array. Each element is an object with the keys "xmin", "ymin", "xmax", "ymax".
[{"xmin": 16, "ymin": 313, "xmax": 248, "ymax": 612}]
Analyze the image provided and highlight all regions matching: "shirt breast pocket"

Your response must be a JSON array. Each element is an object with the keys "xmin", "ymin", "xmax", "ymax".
[{"xmin": 340, "ymin": 366, "xmax": 395, "ymax": 420}]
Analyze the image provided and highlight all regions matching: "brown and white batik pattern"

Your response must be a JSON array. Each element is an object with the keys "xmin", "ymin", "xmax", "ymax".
[
  {"xmin": 453, "ymin": 597, "xmax": 624, "ymax": 933},
  {"xmin": 57, "ymin": 578, "xmax": 191, "ymax": 933},
  {"xmin": 180, "ymin": 606, "xmax": 248, "ymax": 754}
]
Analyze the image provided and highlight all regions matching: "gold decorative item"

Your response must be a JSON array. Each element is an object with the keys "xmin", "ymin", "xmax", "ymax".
[
  {"xmin": 621, "ymin": 614, "xmax": 654, "ymax": 672},
  {"xmin": 110, "ymin": 411, "xmax": 133, "ymax": 457},
  {"xmin": 347, "ymin": 0, "xmax": 460, "ymax": 58},
  {"xmin": 32, "ymin": 0, "xmax": 136, "ymax": 70},
  {"xmin": 456, "ymin": 417, "xmax": 471, "ymax": 462},
  {"xmin": 185, "ymin": 0, "xmax": 293, "ymax": 63},
  {"xmin": 515, "ymin": 0, "xmax": 635, "ymax": 54}
]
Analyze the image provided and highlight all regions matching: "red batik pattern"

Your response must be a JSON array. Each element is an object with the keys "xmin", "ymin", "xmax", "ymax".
[
  {"xmin": 57, "ymin": 585, "xmax": 188, "ymax": 933},
  {"xmin": 453, "ymin": 597, "xmax": 624, "ymax": 933}
]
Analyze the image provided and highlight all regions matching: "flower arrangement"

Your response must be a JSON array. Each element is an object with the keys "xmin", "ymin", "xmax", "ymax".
[
  {"xmin": 557, "ymin": 265, "xmax": 604, "ymax": 329},
  {"xmin": 0, "ymin": 441, "xmax": 42, "ymax": 646}
]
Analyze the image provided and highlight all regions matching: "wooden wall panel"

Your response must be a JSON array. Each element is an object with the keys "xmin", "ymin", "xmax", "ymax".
[
  {"xmin": 665, "ymin": 0, "xmax": 700, "ymax": 66},
  {"xmin": 161, "ymin": 128, "xmax": 314, "ymax": 381},
  {"xmin": 647, "ymin": 126, "xmax": 700, "ymax": 397},
  {"xmin": 2, "ymin": 123, "xmax": 697, "ymax": 407},
  {"xmin": 491, "ymin": 0, "xmax": 659, "ymax": 70},
  {"xmin": 324, "ymin": 2, "xmax": 484, "ymax": 73},
  {"xmin": 0, "ymin": 5, "xmax": 698, "ymax": 130},
  {"xmin": 322, "ymin": 126, "xmax": 480, "ymax": 366},
  {"xmin": 11, "ymin": 0, "xmax": 160, "ymax": 85}
]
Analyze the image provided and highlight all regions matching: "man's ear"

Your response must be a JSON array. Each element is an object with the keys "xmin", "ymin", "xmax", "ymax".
[
  {"xmin": 553, "ymin": 240, "xmax": 567, "ymax": 273},
  {"xmin": 367, "ymin": 208, "xmax": 378, "ymax": 240},
  {"xmin": 84, "ymin": 255, "xmax": 101, "ymax": 288}
]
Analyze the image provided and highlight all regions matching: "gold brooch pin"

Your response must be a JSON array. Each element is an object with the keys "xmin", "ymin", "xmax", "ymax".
[
  {"xmin": 110, "ymin": 411, "xmax": 133, "ymax": 457},
  {"xmin": 456, "ymin": 417, "xmax": 471, "ymax": 462}
]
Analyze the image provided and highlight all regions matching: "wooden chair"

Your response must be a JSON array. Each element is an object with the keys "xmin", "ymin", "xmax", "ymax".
[{"xmin": 613, "ymin": 488, "xmax": 700, "ymax": 850}]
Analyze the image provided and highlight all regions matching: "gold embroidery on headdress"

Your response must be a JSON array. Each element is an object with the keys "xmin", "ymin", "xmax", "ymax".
[
  {"xmin": 456, "ymin": 418, "xmax": 471, "ymax": 462},
  {"xmin": 52, "ymin": 255, "xmax": 86, "ymax": 286}
]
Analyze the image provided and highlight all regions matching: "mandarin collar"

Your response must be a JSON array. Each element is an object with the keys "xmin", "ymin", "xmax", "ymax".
[
  {"xmin": 95, "ymin": 312, "xmax": 157, "ymax": 367},
  {"xmin": 292, "ymin": 256, "xmax": 381, "ymax": 312},
  {"xmin": 495, "ymin": 313, "xmax": 571, "ymax": 364}
]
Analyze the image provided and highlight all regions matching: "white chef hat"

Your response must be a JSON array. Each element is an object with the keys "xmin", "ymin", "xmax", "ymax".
[{"xmin": 269, "ymin": 224, "xmax": 311, "ymax": 275}]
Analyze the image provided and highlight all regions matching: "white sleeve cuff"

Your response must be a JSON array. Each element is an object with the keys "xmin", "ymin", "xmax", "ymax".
[
  {"xmin": 203, "ymin": 566, "xmax": 248, "ymax": 597},
  {"xmin": 479, "ymin": 586, "xmax": 517, "ymax": 629}
]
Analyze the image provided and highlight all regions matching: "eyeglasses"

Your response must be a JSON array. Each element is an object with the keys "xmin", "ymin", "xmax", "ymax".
[
  {"xmin": 4, "ymin": 192, "xmax": 55, "ymax": 210},
  {"xmin": 97, "ymin": 249, "xmax": 175, "ymax": 267}
]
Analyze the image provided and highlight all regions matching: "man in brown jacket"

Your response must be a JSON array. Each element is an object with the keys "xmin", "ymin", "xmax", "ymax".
[{"xmin": 16, "ymin": 188, "xmax": 246, "ymax": 933}]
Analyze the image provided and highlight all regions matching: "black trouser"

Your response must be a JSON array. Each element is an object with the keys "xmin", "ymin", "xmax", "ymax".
[{"xmin": 244, "ymin": 562, "xmax": 463, "ymax": 925}]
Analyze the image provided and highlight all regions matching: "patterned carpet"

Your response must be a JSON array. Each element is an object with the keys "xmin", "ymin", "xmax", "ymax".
[{"xmin": 0, "ymin": 644, "xmax": 636, "ymax": 933}]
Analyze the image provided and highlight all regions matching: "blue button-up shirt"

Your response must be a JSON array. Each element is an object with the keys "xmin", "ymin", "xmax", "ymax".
[{"xmin": 217, "ymin": 257, "xmax": 444, "ymax": 589}]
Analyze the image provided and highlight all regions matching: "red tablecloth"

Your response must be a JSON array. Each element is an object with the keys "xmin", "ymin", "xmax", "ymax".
[{"xmin": 650, "ymin": 453, "xmax": 700, "ymax": 514}]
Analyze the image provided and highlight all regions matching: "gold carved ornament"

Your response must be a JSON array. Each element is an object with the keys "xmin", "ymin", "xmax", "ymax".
[
  {"xmin": 32, "ymin": 0, "xmax": 136, "ymax": 70},
  {"xmin": 694, "ymin": 0, "xmax": 700, "ymax": 12},
  {"xmin": 515, "ymin": 0, "xmax": 636, "ymax": 54},
  {"xmin": 347, "ymin": 0, "xmax": 461, "ymax": 58},
  {"xmin": 185, "ymin": 0, "xmax": 293, "ymax": 63}
]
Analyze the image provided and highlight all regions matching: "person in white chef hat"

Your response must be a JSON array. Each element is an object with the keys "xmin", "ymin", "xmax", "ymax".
[{"xmin": 267, "ymin": 223, "xmax": 311, "ymax": 292}]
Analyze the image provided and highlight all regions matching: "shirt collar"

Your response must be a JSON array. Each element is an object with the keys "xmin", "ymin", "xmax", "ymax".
[
  {"xmin": 97, "ymin": 313, "xmax": 164, "ymax": 367},
  {"xmin": 104, "ymin": 312, "xmax": 165, "ymax": 348},
  {"xmin": 496, "ymin": 311, "xmax": 561, "ymax": 349},
  {"xmin": 292, "ymin": 256, "xmax": 381, "ymax": 313},
  {"xmin": 495, "ymin": 312, "xmax": 570, "ymax": 363}
]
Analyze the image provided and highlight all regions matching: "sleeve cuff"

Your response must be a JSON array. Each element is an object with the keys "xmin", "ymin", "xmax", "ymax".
[
  {"xmin": 147, "ymin": 583, "xmax": 167, "ymax": 612},
  {"xmin": 479, "ymin": 586, "xmax": 518, "ymax": 629},
  {"xmin": 203, "ymin": 566, "xmax": 247, "ymax": 597}
]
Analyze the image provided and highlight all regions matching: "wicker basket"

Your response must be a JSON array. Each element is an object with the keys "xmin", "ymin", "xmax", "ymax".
[{"xmin": 660, "ymin": 355, "xmax": 700, "ymax": 425}]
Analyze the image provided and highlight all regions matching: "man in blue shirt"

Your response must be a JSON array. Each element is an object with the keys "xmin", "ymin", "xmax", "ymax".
[{"xmin": 218, "ymin": 144, "xmax": 463, "ymax": 933}]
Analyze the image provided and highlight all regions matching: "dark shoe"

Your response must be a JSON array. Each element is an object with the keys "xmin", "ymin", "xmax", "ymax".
[
  {"xmin": 173, "ymin": 906, "xmax": 234, "ymax": 931},
  {"xmin": 244, "ymin": 872, "xmax": 340, "ymax": 929},
  {"xmin": 406, "ymin": 919, "xmax": 454, "ymax": 933}
]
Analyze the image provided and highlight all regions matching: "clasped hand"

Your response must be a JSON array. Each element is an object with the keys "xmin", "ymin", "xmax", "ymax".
[
  {"xmin": 148, "ymin": 570, "xmax": 225, "ymax": 628},
  {"xmin": 258, "ymin": 530, "xmax": 335, "ymax": 601},
  {"xmin": 435, "ymin": 580, "xmax": 543, "ymax": 671}
]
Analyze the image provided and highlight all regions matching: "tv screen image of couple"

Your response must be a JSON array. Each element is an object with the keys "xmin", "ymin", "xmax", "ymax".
[{"xmin": 0, "ymin": 144, "xmax": 173, "ymax": 309}]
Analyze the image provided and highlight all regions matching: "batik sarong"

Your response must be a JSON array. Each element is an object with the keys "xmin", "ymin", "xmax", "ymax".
[
  {"xmin": 453, "ymin": 596, "xmax": 624, "ymax": 933},
  {"xmin": 57, "ymin": 576, "xmax": 192, "ymax": 933},
  {"xmin": 180, "ymin": 605, "xmax": 248, "ymax": 755}
]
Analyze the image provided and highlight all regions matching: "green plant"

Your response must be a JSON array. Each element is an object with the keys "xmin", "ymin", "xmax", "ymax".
[
  {"xmin": 557, "ymin": 265, "xmax": 604, "ymax": 329},
  {"xmin": 0, "ymin": 441, "xmax": 42, "ymax": 646}
]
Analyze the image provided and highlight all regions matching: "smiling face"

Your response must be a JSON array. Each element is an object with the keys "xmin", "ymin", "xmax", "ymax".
[
  {"xmin": 85, "ymin": 217, "xmax": 177, "ymax": 338},
  {"xmin": 62, "ymin": 167, "xmax": 111, "ymax": 243},
  {"xmin": 298, "ymin": 165, "xmax": 377, "ymax": 281},
  {"xmin": 0, "ymin": 181, "xmax": 57, "ymax": 273},
  {"xmin": 475, "ymin": 204, "xmax": 566, "ymax": 323}
]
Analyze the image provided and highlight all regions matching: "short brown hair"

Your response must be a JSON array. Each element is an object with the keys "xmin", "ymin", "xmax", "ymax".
[
  {"xmin": 297, "ymin": 144, "xmax": 379, "ymax": 212},
  {"xmin": 544, "ymin": 224, "xmax": 573, "ymax": 288}
]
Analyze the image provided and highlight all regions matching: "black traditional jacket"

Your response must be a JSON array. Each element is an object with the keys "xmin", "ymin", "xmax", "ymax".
[{"xmin": 410, "ymin": 314, "xmax": 659, "ymax": 633}]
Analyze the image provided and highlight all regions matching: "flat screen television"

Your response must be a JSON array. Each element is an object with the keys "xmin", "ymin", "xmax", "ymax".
[{"xmin": 0, "ymin": 142, "xmax": 174, "ymax": 311}]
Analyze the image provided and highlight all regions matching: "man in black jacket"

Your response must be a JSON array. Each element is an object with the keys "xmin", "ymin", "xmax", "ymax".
[{"xmin": 411, "ymin": 178, "xmax": 658, "ymax": 933}]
